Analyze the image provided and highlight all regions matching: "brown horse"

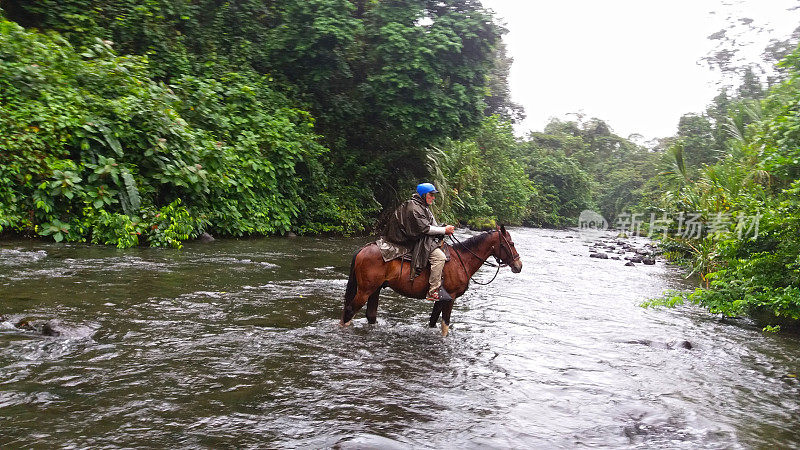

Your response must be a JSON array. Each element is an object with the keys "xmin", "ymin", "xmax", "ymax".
[{"xmin": 340, "ymin": 225, "xmax": 522, "ymax": 335}]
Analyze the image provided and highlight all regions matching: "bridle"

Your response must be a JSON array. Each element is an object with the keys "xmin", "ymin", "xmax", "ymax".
[
  {"xmin": 496, "ymin": 230, "xmax": 521, "ymax": 266},
  {"xmin": 448, "ymin": 230, "xmax": 519, "ymax": 285}
]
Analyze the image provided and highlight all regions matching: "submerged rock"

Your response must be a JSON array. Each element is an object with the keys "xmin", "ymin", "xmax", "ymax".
[
  {"xmin": 590, "ymin": 252, "xmax": 609, "ymax": 259},
  {"xmin": 40, "ymin": 322, "xmax": 61, "ymax": 337},
  {"xmin": 642, "ymin": 257, "xmax": 655, "ymax": 265},
  {"xmin": 14, "ymin": 319, "xmax": 61, "ymax": 336},
  {"xmin": 624, "ymin": 339, "xmax": 694, "ymax": 350},
  {"xmin": 625, "ymin": 261, "xmax": 635, "ymax": 267},
  {"xmin": 198, "ymin": 232, "xmax": 215, "ymax": 243}
]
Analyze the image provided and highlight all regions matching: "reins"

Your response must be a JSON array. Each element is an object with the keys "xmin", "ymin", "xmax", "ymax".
[{"xmin": 448, "ymin": 231, "xmax": 505, "ymax": 285}]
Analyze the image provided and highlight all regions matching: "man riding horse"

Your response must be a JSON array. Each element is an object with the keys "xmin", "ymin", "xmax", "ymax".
[
  {"xmin": 341, "ymin": 184, "xmax": 522, "ymax": 334},
  {"xmin": 380, "ymin": 183, "xmax": 455, "ymax": 301}
]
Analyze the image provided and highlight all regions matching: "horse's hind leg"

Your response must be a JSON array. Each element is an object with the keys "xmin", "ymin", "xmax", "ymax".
[
  {"xmin": 342, "ymin": 288, "xmax": 374, "ymax": 326},
  {"xmin": 341, "ymin": 292, "xmax": 355, "ymax": 325},
  {"xmin": 341, "ymin": 245, "xmax": 387, "ymax": 326},
  {"xmin": 365, "ymin": 288, "xmax": 381, "ymax": 324}
]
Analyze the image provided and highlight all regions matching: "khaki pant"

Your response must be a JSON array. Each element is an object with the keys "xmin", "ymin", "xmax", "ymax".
[{"xmin": 428, "ymin": 247, "xmax": 446, "ymax": 296}]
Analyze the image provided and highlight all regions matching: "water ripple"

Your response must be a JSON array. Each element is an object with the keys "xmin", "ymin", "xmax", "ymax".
[{"xmin": 1, "ymin": 229, "xmax": 799, "ymax": 447}]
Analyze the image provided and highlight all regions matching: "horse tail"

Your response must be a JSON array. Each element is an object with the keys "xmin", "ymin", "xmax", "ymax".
[{"xmin": 343, "ymin": 250, "xmax": 359, "ymax": 305}]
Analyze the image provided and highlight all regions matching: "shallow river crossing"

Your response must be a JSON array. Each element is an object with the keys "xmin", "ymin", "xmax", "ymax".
[{"xmin": 1, "ymin": 227, "xmax": 799, "ymax": 448}]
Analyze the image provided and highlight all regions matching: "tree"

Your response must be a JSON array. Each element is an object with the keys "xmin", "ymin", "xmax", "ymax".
[
  {"xmin": 706, "ymin": 88, "xmax": 732, "ymax": 153},
  {"xmin": 519, "ymin": 142, "xmax": 594, "ymax": 227},
  {"xmin": 428, "ymin": 117, "xmax": 535, "ymax": 227},
  {"xmin": 762, "ymin": 25, "xmax": 800, "ymax": 86},
  {"xmin": 737, "ymin": 66, "xmax": 765, "ymax": 100},
  {"xmin": 677, "ymin": 114, "xmax": 718, "ymax": 169},
  {"xmin": 3, "ymin": 0, "xmax": 505, "ymax": 210},
  {"xmin": 484, "ymin": 40, "xmax": 525, "ymax": 123}
]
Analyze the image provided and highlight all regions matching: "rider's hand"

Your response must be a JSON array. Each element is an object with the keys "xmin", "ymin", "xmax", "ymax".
[{"xmin": 445, "ymin": 225, "xmax": 456, "ymax": 235}]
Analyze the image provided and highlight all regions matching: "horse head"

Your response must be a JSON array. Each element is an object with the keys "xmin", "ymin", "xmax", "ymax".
[{"xmin": 494, "ymin": 225, "xmax": 522, "ymax": 273}]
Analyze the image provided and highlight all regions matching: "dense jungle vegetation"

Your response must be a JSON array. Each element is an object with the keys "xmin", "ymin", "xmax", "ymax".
[
  {"xmin": 0, "ymin": 0, "xmax": 655, "ymax": 243},
  {"xmin": 1, "ymin": 1, "xmax": 799, "ymax": 324},
  {"xmin": 0, "ymin": 0, "xmax": 513, "ymax": 246},
  {"xmin": 640, "ymin": 53, "xmax": 800, "ymax": 328}
]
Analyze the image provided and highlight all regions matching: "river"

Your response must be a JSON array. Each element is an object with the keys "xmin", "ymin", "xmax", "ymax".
[{"xmin": 1, "ymin": 227, "xmax": 799, "ymax": 448}]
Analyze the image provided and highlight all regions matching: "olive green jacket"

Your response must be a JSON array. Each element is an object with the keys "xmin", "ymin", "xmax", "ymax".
[{"xmin": 383, "ymin": 193, "xmax": 441, "ymax": 279}]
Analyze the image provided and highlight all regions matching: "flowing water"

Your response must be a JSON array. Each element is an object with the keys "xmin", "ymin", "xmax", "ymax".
[{"xmin": 1, "ymin": 227, "xmax": 799, "ymax": 448}]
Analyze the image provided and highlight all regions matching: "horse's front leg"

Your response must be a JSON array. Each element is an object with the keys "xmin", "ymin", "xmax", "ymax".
[
  {"xmin": 441, "ymin": 300, "xmax": 455, "ymax": 336},
  {"xmin": 429, "ymin": 300, "xmax": 446, "ymax": 328}
]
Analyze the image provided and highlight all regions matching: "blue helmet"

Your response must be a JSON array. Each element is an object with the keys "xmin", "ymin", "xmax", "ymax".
[{"xmin": 416, "ymin": 182, "xmax": 439, "ymax": 196}]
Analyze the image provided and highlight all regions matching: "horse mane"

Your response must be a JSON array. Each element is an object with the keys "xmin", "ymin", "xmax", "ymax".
[{"xmin": 451, "ymin": 230, "xmax": 497, "ymax": 252}]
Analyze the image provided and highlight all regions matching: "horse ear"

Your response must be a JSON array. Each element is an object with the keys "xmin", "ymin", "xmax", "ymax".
[{"xmin": 500, "ymin": 224, "xmax": 506, "ymax": 235}]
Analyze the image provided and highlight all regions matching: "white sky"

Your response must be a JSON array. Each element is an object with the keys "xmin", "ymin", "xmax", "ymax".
[{"xmin": 480, "ymin": 0, "xmax": 800, "ymax": 140}]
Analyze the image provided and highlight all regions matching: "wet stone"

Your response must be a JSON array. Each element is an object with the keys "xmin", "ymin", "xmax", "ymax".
[{"xmin": 40, "ymin": 322, "xmax": 61, "ymax": 337}]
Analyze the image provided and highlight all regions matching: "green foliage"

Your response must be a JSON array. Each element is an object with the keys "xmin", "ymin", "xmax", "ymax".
[
  {"xmin": 146, "ymin": 199, "xmax": 196, "ymax": 249},
  {"xmin": 171, "ymin": 72, "xmax": 328, "ymax": 236},
  {"xmin": 465, "ymin": 216, "xmax": 497, "ymax": 231},
  {"xmin": 519, "ymin": 141, "xmax": 594, "ymax": 227},
  {"xmin": 294, "ymin": 178, "xmax": 380, "ymax": 235},
  {"xmin": 640, "ymin": 290, "xmax": 687, "ymax": 309},
  {"xmin": 484, "ymin": 40, "xmax": 525, "ymax": 123},
  {"xmin": 38, "ymin": 219, "xmax": 71, "ymax": 243},
  {"xmin": 4, "ymin": 0, "xmax": 506, "ymax": 211},
  {"xmin": 0, "ymin": 18, "xmax": 367, "ymax": 245},
  {"xmin": 91, "ymin": 210, "xmax": 142, "ymax": 248},
  {"xmin": 648, "ymin": 42, "xmax": 800, "ymax": 328},
  {"xmin": 427, "ymin": 117, "xmax": 536, "ymax": 227},
  {"xmin": 519, "ymin": 118, "xmax": 657, "ymax": 226},
  {"xmin": 1, "ymin": 0, "xmax": 517, "ymax": 242},
  {"xmin": 424, "ymin": 114, "xmax": 659, "ymax": 230},
  {"xmin": 676, "ymin": 113, "xmax": 719, "ymax": 168}
]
